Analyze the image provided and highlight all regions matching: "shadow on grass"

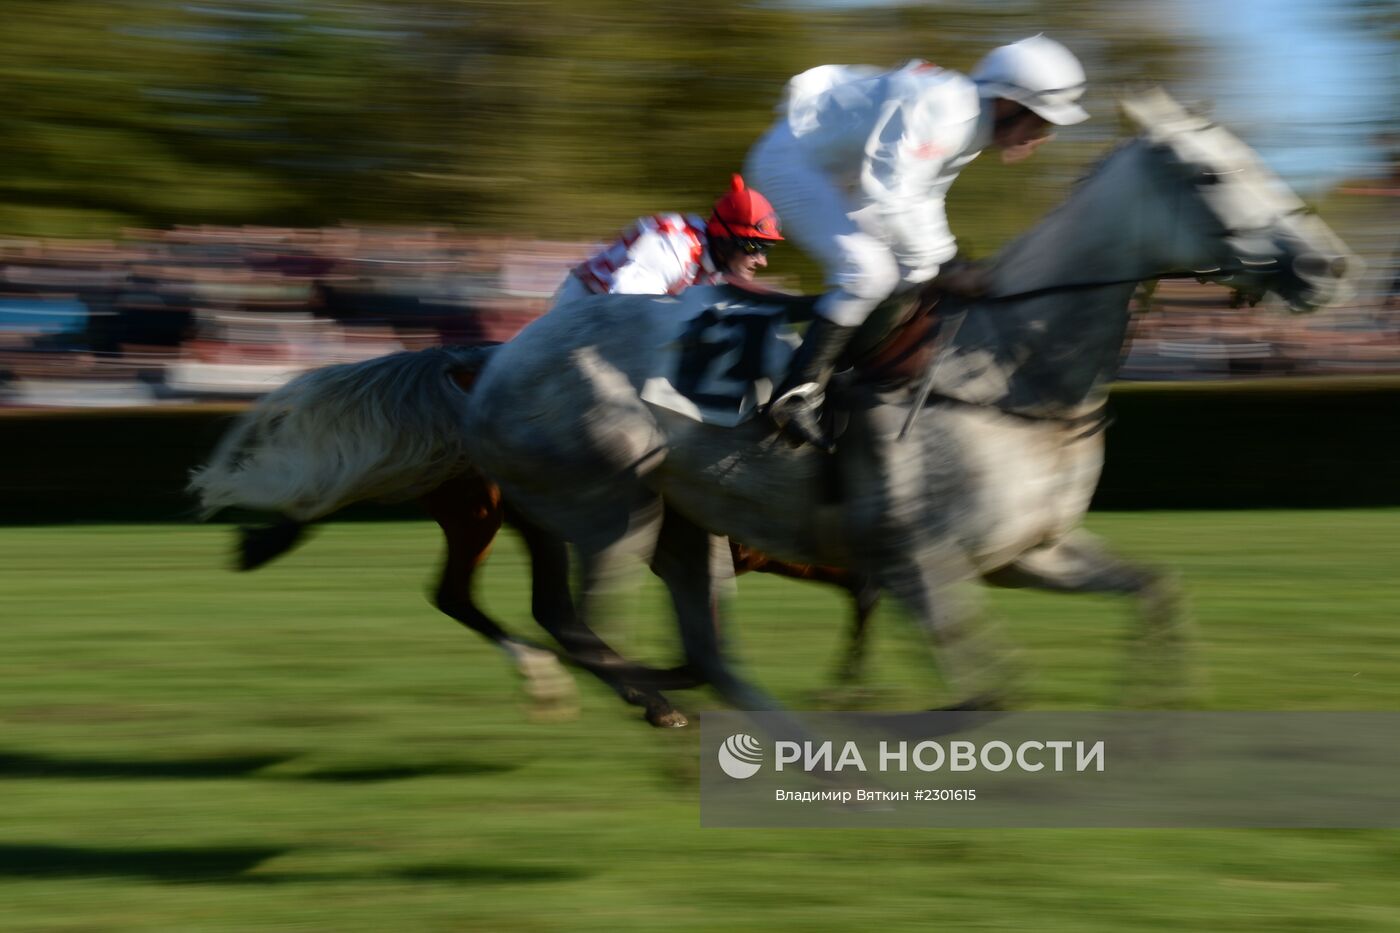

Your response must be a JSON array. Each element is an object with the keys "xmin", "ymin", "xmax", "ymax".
[
  {"xmin": 0, "ymin": 844, "xmax": 286, "ymax": 881},
  {"xmin": 383, "ymin": 863, "xmax": 588, "ymax": 883},
  {"xmin": 0, "ymin": 751, "xmax": 290, "ymax": 780},
  {"xmin": 293, "ymin": 761, "xmax": 516, "ymax": 782},
  {"xmin": 0, "ymin": 844, "xmax": 588, "ymax": 885},
  {"xmin": 245, "ymin": 864, "xmax": 591, "ymax": 885},
  {"xmin": 0, "ymin": 752, "xmax": 518, "ymax": 784}
]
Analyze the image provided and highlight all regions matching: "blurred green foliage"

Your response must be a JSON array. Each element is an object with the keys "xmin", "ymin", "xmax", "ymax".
[{"xmin": 1, "ymin": 1, "xmax": 1204, "ymax": 247}]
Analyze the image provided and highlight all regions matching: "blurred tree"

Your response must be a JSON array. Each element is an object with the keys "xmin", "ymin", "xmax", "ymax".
[{"xmin": 0, "ymin": 0, "xmax": 1200, "ymax": 264}]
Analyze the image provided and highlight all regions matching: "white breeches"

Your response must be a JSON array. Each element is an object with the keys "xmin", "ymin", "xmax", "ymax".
[{"xmin": 745, "ymin": 127, "xmax": 902, "ymax": 327}]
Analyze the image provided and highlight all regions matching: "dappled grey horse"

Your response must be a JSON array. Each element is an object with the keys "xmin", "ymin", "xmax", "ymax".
[
  {"xmin": 463, "ymin": 90, "xmax": 1358, "ymax": 711},
  {"xmin": 190, "ymin": 346, "xmax": 879, "ymax": 728}
]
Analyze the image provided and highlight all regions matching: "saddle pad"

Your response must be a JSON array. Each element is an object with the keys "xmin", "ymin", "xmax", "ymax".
[{"xmin": 639, "ymin": 285, "xmax": 805, "ymax": 426}]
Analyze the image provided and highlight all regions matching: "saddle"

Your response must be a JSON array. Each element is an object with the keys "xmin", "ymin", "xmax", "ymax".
[
  {"xmin": 504, "ymin": 282, "xmax": 952, "ymax": 433},
  {"xmin": 793, "ymin": 285, "xmax": 953, "ymax": 474}
]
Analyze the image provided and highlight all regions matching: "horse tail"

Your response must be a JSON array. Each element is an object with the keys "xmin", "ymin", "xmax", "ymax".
[{"xmin": 188, "ymin": 346, "xmax": 493, "ymax": 522}]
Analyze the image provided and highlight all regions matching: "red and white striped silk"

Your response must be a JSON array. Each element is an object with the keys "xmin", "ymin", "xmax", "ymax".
[{"xmin": 571, "ymin": 213, "xmax": 721, "ymax": 296}]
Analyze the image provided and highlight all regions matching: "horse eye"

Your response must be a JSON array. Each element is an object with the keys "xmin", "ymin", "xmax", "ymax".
[{"xmin": 1195, "ymin": 172, "xmax": 1220, "ymax": 186}]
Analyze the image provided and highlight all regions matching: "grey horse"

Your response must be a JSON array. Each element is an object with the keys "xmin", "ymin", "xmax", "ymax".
[{"xmin": 462, "ymin": 90, "xmax": 1358, "ymax": 711}]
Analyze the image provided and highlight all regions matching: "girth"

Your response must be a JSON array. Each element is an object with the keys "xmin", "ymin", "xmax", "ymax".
[{"xmin": 922, "ymin": 393, "xmax": 1113, "ymax": 441}]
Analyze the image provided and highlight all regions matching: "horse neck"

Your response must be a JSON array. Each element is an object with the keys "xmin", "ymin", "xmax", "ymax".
[
  {"xmin": 995, "ymin": 140, "xmax": 1173, "ymax": 293},
  {"xmin": 937, "ymin": 142, "xmax": 1178, "ymax": 419}
]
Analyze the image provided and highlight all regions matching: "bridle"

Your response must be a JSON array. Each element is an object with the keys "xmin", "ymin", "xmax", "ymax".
[
  {"xmin": 981, "ymin": 139, "xmax": 1310, "ymax": 306},
  {"xmin": 980, "ymin": 268, "xmax": 1249, "ymax": 305}
]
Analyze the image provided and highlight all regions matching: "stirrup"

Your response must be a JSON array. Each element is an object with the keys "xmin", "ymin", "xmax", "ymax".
[{"xmin": 767, "ymin": 383, "xmax": 835, "ymax": 453}]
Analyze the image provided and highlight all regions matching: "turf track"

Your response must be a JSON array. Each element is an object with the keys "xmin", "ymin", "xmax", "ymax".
[{"xmin": 1, "ymin": 514, "xmax": 1398, "ymax": 931}]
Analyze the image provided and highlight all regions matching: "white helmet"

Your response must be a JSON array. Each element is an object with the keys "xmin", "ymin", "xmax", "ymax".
[{"xmin": 971, "ymin": 35, "xmax": 1089, "ymax": 126}]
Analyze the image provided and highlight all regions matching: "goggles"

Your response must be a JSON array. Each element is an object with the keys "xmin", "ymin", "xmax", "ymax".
[{"xmin": 715, "ymin": 216, "xmax": 776, "ymax": 255}]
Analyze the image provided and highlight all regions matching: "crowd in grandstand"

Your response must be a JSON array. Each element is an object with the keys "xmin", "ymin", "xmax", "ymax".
[{"xmin": 1, "ymin": 221, "xmax": 1395, "ymax": 407}]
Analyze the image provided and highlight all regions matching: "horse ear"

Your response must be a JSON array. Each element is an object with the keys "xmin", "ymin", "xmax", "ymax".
[
  {"xmin": 1184, "ymin": 98, "xmax": 1216, "ymax": 120},
  {"xmin": 1115, "ymin": 83, "xmax": 1154, "ymax": 135},
  {"xmin": 1119, "ymin": 86, "xmax": 1194, "ymax": 139}
]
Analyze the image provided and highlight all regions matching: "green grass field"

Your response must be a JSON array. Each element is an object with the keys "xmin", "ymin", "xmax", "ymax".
[{"xmin": 2, "ymin": 513, "xmax": 1399, "ymax": 932}]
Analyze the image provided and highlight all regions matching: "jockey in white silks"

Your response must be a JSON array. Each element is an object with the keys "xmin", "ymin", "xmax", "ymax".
[
  {"xmin": 744, "ymin": 35, "xmax": 1091, "ymax": 450},
  {"xmin": 552, "ymin": 174, "xmax": 784, "ymax": 305}
]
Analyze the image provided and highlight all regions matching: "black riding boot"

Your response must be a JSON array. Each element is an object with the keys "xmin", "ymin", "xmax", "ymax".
[{"xmin": 766, "ymin": 317, "xmax": 859, "ymax": 452}]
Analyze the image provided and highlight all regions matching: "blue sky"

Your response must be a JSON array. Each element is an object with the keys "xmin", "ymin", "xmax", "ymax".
[
  {"xmin": 1178, "ymin": 0, "xmax": 1394, "ymax": 189},
  {"xmin": 805, "ymin": 0, "xmax": 1396, "ymax": 191}
]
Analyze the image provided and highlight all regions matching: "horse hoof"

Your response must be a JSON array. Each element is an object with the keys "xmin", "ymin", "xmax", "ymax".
[
  {"xmin": 527, "ymin": 702, "xmax": 580, "ymax": 724},
  {"xmin": 646, "ymin": 707, "xmax": 689, "ymax": 729},
  {"xmin": 513, "ymin": 647, "xmax": 580, "ymax": 720},
  {"xmin": 614, "ymin": 686, "xmax": 687, "ymax": 727},
  {"xmin": 237, "ymin": 520, "xmax": 307, "ymax": 571},
  {"xmin": 933, "ymin": 692, "xmax": 1009, "ymax": 713}
]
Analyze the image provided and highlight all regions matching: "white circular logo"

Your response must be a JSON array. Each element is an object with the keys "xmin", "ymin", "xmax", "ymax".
[{"xmin": 718, "ymin": 733, "xmax": 764, "ymax": 779}]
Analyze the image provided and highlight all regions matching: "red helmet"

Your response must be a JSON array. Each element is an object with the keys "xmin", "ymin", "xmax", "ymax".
[{"xmin": 707, "ymin": 174, "xmax": 783, "ymax": 242}]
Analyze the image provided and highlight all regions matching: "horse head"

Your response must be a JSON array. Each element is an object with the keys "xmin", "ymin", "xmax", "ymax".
[
  {"xmin": 1122, "ymin": 88, "xmax": 1359, "ymax": 312},
  {"xmin": 849, "ymin": 95, "xmax": 1363, "ymax": 414}
]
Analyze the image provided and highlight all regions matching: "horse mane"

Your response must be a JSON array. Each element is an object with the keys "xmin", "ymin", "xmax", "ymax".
[{"xmin": 1070, "ymin": 137, "xmax": 1141, "ymax": 191}]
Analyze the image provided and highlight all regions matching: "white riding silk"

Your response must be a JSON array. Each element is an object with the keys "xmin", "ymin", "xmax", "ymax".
[{"xmin": 745, "ymin": 61, "xmax": 988, "ymax": 327}]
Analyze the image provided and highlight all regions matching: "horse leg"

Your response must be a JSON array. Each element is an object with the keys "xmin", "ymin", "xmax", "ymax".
[
  {"xmin": 833, "ymin": 572, "xmax": 880, "ymax": 685},
  {"xmin": 872, "ymin": 545, "xmax": 1018, "ymax": 710},
  {"xmin": 421, "ymin": 474, "xmax": 578, "ymax": 719},
  {"xmin": 467, "ymin": 357, "xmax": 699, "ymax": 721},
  {"xmin": 729, "ymin": 542, "xmax": 880, "ymax": 686},
  {"xmin": 506, "ymin": 503, "xmax": 689, "ymax": 728},
  {"xmin": 983, "ymin": 528, "xmax": 1195, "ymax": 706},
  {"xmin": 843, "ymin": 392, "xmax": 1013, "ymax": 708},
  {"xmin": 807, "ymin": 570, "xmax": 883, "ymax": 708},
  {"xmin": 237, "ymin": 516, "xmax": 311, "ymax": 570},
  {"xmin": 652, "ymin": 509, "xmax": 784, "ymax": 712}
]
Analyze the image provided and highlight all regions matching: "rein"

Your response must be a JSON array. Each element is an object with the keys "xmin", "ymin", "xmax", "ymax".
[
  {"xmin": 857, "ymin": 268, "xmax": 1182, "ymax": 390},
  {"xmin": 982, "ymin": 267, "xmax": 1240, "ymax": 304},
  {"xmin": 886, "ymin": 268, "xmax": 1244, "ymax": 441},
  {"xmin": 865, "ymin": 133, "xmax": 1284, "ymax": 439}
]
